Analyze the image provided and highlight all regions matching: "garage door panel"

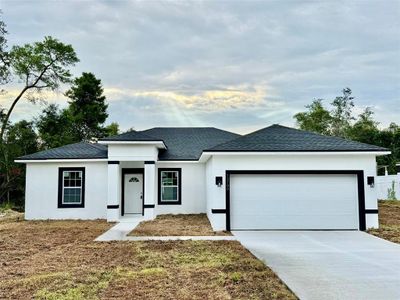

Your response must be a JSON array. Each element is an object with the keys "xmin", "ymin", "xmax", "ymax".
[
  {"xmin": 230, "ymin": 174, "xmax": 359, "ymax": 230},
  {"xmin": 234, "ymin": 215, "xmax": 358, "ymax": 230}
]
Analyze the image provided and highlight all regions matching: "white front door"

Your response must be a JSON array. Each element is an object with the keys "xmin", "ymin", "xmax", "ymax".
[{"xmin": 124, "ymin": 173, "xmax": 143, "ymax": 214}]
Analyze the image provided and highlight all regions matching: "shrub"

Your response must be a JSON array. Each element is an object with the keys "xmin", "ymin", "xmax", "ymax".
[{"xmin": 387, "ymin": 181, "xmax": 397, "ymax": 200}]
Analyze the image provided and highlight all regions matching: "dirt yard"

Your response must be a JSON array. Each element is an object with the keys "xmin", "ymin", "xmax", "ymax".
[
  {"xmin": 129, "ymin": 214, "xmax": 231, "ymax": 236},
  {"xmin": 0, "ymin": 215, "xmax": 296, "ymax": 299},
  {"xmin": 368, "ymin": 200, "xmax": 400, "ymax": 244}
]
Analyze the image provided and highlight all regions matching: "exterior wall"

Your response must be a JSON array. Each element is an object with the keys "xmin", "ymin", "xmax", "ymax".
[
  {"xmin": 25, "ymin": 161, "xmax": 108, "ymax": 220},
  {"xmin": 205, "ymin": 154, "xmax": 379, "ymax": 230},
  {"xmin": 144, "ymin": 162, "xmax": 157, "ymax": 220},
  {"xmin": 376, "ymin": 174, "xmax": 400, "ymax": 200},
  {"xmin": 155, "ymin": 162, "xmax": 206, "ymax": 215},
  {"xmin": 24, "ymin": 151, "xmax": 380, "ymax": 230},
  {"xmin": 108, "ymin": 144, "xmax": 158, "ymax": 161},
  {"xmin": 107, "ymin": 163, "xmax": 120, "ymax": 221}
]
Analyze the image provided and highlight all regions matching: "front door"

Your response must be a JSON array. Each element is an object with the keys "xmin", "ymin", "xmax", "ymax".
[{"xmin": 124, "ymin": 173, "xmax": 143, "ymax": 214}]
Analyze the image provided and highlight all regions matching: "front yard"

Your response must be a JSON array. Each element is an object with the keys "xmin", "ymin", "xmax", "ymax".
[
  {"xmin": 129, "ymin": 214, "xmax": 231, "ymax": 236},
  {"xmin": 368, "ymin": 200, "xmax": 400, "ymax": 244},
  {"xmin": 0, "ymin": 214, "xmax": 295, "ymax": 299}
]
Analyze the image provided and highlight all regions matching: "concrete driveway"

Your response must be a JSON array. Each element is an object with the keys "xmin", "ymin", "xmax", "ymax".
[{"xmin": 233, "ymin": 231, "xmax": 400, "ymax": 300}]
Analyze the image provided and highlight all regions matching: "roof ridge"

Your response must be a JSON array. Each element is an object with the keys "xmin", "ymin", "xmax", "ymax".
[
  {"xmin": 100, "ymin": 129, "xmax": 163, "ymax": 141},
  {"xmin": 204, "ymin": 124, "xmax": 276, "ymax": 151},
  {"xmin": 204, "ymin": 124, "xmax": 388, "ymax": 152},
  {"xmin": 131, "ymin": 130, "xmax": 161, "ymax": 140}
]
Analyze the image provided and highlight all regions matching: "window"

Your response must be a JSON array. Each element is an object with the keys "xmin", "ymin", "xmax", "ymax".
[
  {"xmin": 58, "ymin": 167, "xmax": 85, "ymax": 208},
  {"xmin": 158, "ymin": 168, "xmax": 181, "ymax": 205}
]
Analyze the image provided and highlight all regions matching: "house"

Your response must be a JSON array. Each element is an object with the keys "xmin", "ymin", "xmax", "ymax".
[{"xmin": 16, "ymin": 125, "xmax": 390, "ymax": 231}]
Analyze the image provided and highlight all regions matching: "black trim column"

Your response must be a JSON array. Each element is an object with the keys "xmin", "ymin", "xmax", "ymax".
[
  {"xmin": 211, "ymin": 209, "xmax": 226, "ymax": 214},
  {"xmin": 107, "ymin": 161, "xmax": 121, "ymax": 222},
  {"xmin": 107, "ymin": 205, "xmax": 119, "ymax": 209}
]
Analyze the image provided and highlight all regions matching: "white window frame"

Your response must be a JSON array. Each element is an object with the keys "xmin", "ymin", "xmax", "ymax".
[
  {"xmin": 159, "ymin": 169, "xmax": 181, "ymax": 205},
  {"xmin": 62, "ymin": 170, "xmax": 83, "ymax": 205}
]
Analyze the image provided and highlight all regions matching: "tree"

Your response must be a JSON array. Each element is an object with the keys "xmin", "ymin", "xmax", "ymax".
[
  {"xmin": 105, "ymin": 122, "xmax": 119, "ymax": 137},
  {"xmin": 0, "ymin": 36, "xmax": 78, "ymax": 204},
  {"xmin": 330, "ymin": 87, "xmax": 355, "ymax": 137},
  {"xmin": 36, "ymin": 104, "xmax": 75, "ymax": 149},
  {"xmin": 293, "ymin": 88, "xmax": 400, "ymax": 175},
  {"xmin": 0, "ymin": 120, "xmax": 38, "ymax": 205},
  {"xmin": 0, "ymin": 36, "xmax": 79, "ymax": 141},
  {"xmin": 294, "ymin": 99, "xmax": 332, "ymax": 135},
  {"xmin": 65, "ymin": 72, "xmax": 108, "ymax": 141},
  {"xmin": 375, "ymin": 124, "xmax": 400, "ymax": 175},
  {"xmin": 347, "ymin": 107, "xmax": 379, "ymax": 143},
  {"xmin": 0, "ymin": 10, "xmax": 10, "ymax": 85},
  {"xmin": 6, "ymin": 120, "xmax": 38, "ymax": 156}
]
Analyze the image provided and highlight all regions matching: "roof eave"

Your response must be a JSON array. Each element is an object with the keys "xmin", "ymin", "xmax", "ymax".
[
  {"xmin": 199, "ymin": 150, "xmax": 391, "ymax": 160},
  {"xmin": 15, "ymin": 158, "xmax": 108, "ymax": 163},
  {"xmin": 98, "ymin": 140, "xmax": 167, "ymax": 149}
]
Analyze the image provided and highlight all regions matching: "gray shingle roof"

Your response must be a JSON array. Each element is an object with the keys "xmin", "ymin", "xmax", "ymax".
[
  {"xmin": 205, "ymin": 124, "xmax": 388, "ymax": 152},
  {"xmin": 141, "ymin": 127, "xmax": 240, "ymax": 160},
  {"xmin": 18, "ymin": 125, "xmax": 387, "ymax": 161},
  {"xmin": 100, "ymin": 130, "xmax": 163, "ymax": 142},
  {"xmin": 17, "ymin": 142, "xmax": 108, "ymax": 160}
]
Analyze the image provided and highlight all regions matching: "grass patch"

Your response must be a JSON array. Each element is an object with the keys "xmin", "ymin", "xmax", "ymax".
[
  {"xmin": 129, "ymin": 213, "xmax": 231, "ymax": 236},
  {"xmin": 0, "ymin": 208, "xmax": 24, "ymax": 223},
  {"xmin": 368, "ymin": 200, "xmax": 400, "ymax": 244},
  {"xmin": 0, "ymin": 218, "xmax": 296, "ymax": 299}
]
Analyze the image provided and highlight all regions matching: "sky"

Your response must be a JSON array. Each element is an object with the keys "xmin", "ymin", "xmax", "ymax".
[{"xmin": 1, "ymin": 0, "xmax": 399, "ymax": 134}]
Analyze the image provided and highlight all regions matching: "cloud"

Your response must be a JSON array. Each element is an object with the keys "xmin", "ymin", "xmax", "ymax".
[
  {"xmin": 104, "ymin": 84, "xmax": 280, "ymax": 112},
  {"xmin": 0, "ymin": 88, "xmax": 69, "ymax": 121},
  {"xmin": 1, "ymin": 0, "xmax": 399, "ymax": 131}
]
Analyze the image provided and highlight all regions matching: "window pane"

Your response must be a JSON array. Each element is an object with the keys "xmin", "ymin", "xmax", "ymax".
[
  {"xmin": 63, "ymin": 188, "xmax": 81, "ymax": 203},
  {"xmin": 63, "ymin": 171, "xmax": 82, "ymax": 188},
  {"xmin": 172, "ymin": 172, "xmax": 177, "ymax": 185},
  {"xmin": 162, "ymin": 171, "xmax": 178, "ymax": 186},
  {"xmin": 162, "ymin": 186, "xmax": 177, "ymax": 201}
]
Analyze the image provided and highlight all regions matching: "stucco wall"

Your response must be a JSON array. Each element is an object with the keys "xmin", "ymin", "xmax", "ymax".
[
  {"xmin": 107, "ymin": 144, "xmax": 158, "ymax": 161},
  {"xmin": 25, "ymin": 161, "xmax": 108, "ymax": 220},
  {"xmin": 24, "ymin": 152, "xmax": 379, "ymax": 230},
  {"xmin": 205, "ymin": 154, "xmax": 379, "ymax": 230},
  {"xmin": 155, "ymin": 162, "xmax": 206, "ymax": 215}
]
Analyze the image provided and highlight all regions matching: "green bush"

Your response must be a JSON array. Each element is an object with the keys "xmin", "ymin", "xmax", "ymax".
[{"xmin": 387, "ymin": 181, "xmax": 397, "ymax": 200}]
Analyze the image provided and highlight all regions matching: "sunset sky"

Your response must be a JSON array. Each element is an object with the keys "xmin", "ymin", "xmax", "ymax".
[{"xmin": 1, "ymin": 0, "xmax": 399, "ymax": 134}]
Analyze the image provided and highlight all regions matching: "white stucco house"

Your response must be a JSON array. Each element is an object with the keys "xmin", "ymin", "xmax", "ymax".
[{"xmin": 16, "ymin": 125, "xmax": 390, "ymax": 231}]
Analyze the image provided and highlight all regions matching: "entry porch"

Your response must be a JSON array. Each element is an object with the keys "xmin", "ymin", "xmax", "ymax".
[{"xmin": 106, "ymin": 161, "xmax": 157, "ymax": 222}]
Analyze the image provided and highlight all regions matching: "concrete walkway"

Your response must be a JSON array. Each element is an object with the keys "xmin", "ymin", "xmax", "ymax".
[
  {"xmin": 233, "ymin": 231, "xmax": 400, "ymax": 300},
  {"xmin": 95, "ymin": 218, "xmax": 143, "ymax": 241},
  {"xmin": 95, "ymin": 219, "xmax": 236, "ymax": 241}
]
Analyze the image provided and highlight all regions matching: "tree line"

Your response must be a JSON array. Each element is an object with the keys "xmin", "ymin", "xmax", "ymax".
[
  {"xmin": 1, "ymin": 12, "xmax": 399, "ymax": 209},
  {"xmin": 0, "ymin": 13, "xmax": 118, "ymax": 207},
  {"xmin": 294, "ymin": 88, "xmax": 400, "ymax": 175}
]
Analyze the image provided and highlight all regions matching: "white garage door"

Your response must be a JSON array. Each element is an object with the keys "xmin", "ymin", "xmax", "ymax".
[{"xmin": 230, "ymin": 174, "xmax": 359, "ymax": 230}]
